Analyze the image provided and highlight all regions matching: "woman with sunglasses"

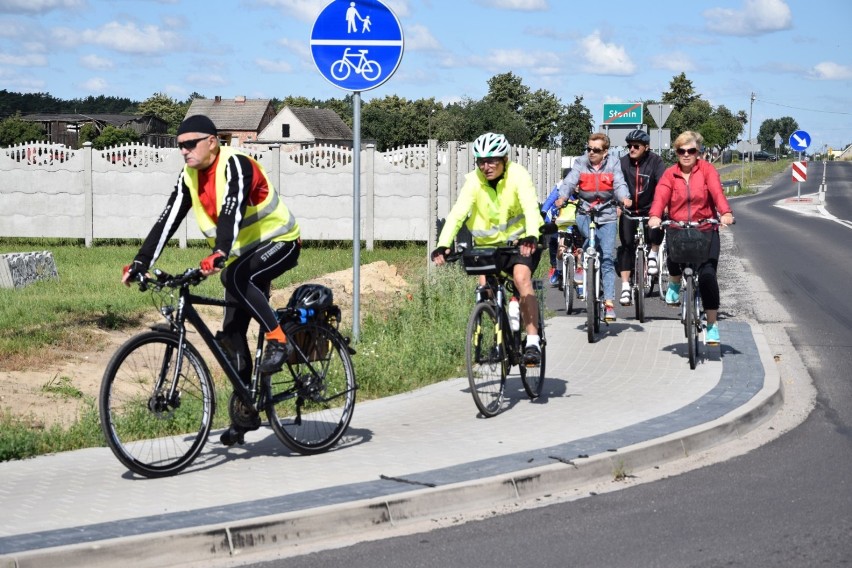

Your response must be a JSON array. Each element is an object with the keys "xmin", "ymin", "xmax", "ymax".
[
  {"xmin": 648, "ymin": 130, "xmax": 734, "ymax": 345},
  {"xmin": 121, "ymin": 114, "xmax": 302, "ymax": 446},
  {"xmin": 557, "ymin": 132, "xmax": 630, "ymax": 322}
]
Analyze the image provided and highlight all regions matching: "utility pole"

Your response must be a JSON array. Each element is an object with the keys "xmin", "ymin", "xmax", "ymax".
[{"xmin": 748, "ymin": 92, "xmax": 756, "ymax": 176}]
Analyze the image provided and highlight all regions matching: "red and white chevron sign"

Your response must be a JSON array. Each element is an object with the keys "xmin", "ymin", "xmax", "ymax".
[{"xmin": 792, "ymin": 161, "xmax": 807, "ymax": 182}]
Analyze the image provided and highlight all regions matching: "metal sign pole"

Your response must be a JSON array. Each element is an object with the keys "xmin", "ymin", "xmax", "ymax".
[{"xmin": 352, "ymin": 92, "xmax": 361, "ymax": 342}]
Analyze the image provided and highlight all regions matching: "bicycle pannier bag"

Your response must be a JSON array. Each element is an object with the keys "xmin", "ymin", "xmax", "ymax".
[
  {"xmin": 666, "ymin": 226, "xmax": 713, "ymax": 265},
  {"xmin": 461, "ymin": 248, "xmax": 502, "ymax": 275}
]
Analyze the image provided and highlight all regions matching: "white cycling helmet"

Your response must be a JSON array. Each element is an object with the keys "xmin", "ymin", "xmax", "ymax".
[{"xmin": 472, "ymin": 132, "xmax": 510, "ymax": 158}]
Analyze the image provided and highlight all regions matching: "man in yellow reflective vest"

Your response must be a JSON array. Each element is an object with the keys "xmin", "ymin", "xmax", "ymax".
[
  {"xmin": 431, "ymin": 132, "xmax": 544, "ymax": 366},
  {"xmin": 122, "ymin": 114, "xmax": 300, "ymax": 446}
]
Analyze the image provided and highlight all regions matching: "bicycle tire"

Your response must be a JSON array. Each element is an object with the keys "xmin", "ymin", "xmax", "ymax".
[
  {"xmin": 684, "ymin": 276, "xmax": 698, "ymax": 369},
  {"xmin": 465, "ymin": 302, "xmax": 507, "ymax": 417},
  {"xmin": 658, "ymin": 240, "xmax": 669, "ymax": 301},
  {"xmin": 361, "ymin": 60, "xmax": 382, "ymax": 81},
  {"xmin": 265, "ymin": 322, "xmax": 356, "ymax": 454},
  {"xmin": 99, "ymin": 331, "xmax": 215, "ymax": 478},
  {"xmin": 563, "ymin": 253, "xmax": 574, "ymax": 314},
  {"xmin": 635, "ymin": 251, "xmax": 646, "ymax": 323},
  {"xmin": 330, "ymin": 60, "xmax": 351, "ymax": 81},
  {"xmin": 586, "ymin": 263, "xmax": 598, "ymax": 343},
  {"xmin": 520, "ymin": 308, "xmax": 546, "ymax": 399}
]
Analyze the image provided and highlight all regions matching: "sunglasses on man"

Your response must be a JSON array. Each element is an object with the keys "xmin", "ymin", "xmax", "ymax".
[
  {"xmin": 178, "ymin": 135, "xmax": 213, "ymax": 151},
  {"xmin": 585, "ymin": 146, "xmax": 605, "ymax": 154}
]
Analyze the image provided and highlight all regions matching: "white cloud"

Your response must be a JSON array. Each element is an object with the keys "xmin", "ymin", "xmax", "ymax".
[
  {"xmin": 578, "ymin": 31, "xmax": 635, "ymax": 76},
  {"xmin": 185, "ymin": 72, "xmax": 228, "ymax": 88},
  {"xmin": 811, "ymin": 61, "xmax": 852, "ymax": 80},
  {"xmin": 277, "ymin": 37, "xmax": 311, "ymax": 59},
  {"xmin": 53, "ymin": 21, "xmax": 182, "ymax": 54},
  {"xmin": 250, "ymin": 0, "xmax": 328, "ymax": 22},
  {"xmin": 80, "ymin": 53, "xmax": 113, "ymax": 70},
  {"xmin": 0, "ymin": 52, "xmax": 47, "ymax": 66},
  {"xmin": 651, "ymin": 51, "xmax": 696, "ymax": 73},
  {"xmin": 255, "ymin": 58, "xmax": 293, "ymax": 73},
  {"xmin": 472, "ymin": 48, "xmax": 562, "ymax": 74},
  {"xmin": 703, "ymin": 0, "xmax": 792, "ymax": 36},
  {"xmin": 404, "ymin": 24, "xmax": 440, "ymax": 50},
  {"xmin": 80, "ymin": 77, "xmax": 109, "ymax": 92},
  {"xmin": 0, "ymin": 0, "xmax": 83, "ymax": 15},
  {"xmin": 473, "ymin": 0, "xmax": 548, "ymax": 10}
]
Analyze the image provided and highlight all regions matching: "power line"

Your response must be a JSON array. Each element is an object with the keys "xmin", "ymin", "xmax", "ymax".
[{"xmin": 756, "ymin": 97, "xmax": 851, "ymax": 116}]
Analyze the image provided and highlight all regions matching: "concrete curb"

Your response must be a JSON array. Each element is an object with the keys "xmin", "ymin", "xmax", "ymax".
[{"xmin": 4, "ymin": 324, "xmax": 783, "ymax": 568}]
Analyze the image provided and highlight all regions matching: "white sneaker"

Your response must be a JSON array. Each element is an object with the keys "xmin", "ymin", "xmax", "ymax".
[
  {"xmin": 619, "ymin": 287, "xmax": 632, "ymax": 306},
  {"xmin": 647, "ymin": 256, "xmax": 659, "ymax": 275}
]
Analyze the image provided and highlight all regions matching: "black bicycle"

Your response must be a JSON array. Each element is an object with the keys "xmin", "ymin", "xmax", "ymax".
[
  {"xmin": 448, "ymin": 244, "xmax": 547, "ymax": 417},
  {"xmin": 99, "ymin": 268, "xmax": 357, "ymax": 478},
  {"xmin": 619, "ymin": 207, "xmax": 655, "ymax": 323},
  {"xmin": 660, "ymin": 219, "xmax": 720, "ymax": 369}
]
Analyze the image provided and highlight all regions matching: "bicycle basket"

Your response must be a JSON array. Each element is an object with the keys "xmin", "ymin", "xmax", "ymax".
[
  {"xmin": 461, "ymin": 248, "xmax": 503, "ymax": 275},
  {"xmin": 666, "ymin": 225, "xmax": 713, "ymax": 264}
]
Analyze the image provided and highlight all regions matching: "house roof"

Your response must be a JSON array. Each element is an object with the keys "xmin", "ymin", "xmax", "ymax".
[
  {"xmin": 289, "ymin": 107, "xmax": 352, "ymax": 139},
  {"xmin": 185, "ymin": 97, "xmax": 273, "ymax": 131},
  {"xmin": 22, "ymin": 113, "xmax": 161, "ymax": 126}
]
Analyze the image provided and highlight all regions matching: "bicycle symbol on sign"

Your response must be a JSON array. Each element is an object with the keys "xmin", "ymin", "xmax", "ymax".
[{"xmin": 330, "ymin": 48, "xmax": 382, "ymax": 82}]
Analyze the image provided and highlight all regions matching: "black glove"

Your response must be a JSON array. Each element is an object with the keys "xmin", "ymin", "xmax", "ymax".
[
  {"xmin": 124, "ymin": 260, "xmax": 146, "ymax": 282},
  {"xmin": 431, "ymin": 247, "xmax": 448, "ymax": 261}
]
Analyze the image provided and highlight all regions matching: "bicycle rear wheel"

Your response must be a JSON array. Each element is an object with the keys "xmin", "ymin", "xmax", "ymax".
[
  {"xmin": 265, "ymin": 322, "xmax": 356, "ymax": 454},
  {"xmin": 634, "ymin": 251, "xmax": 646, "ymax": 323},
  {"xmin": 684, "ymin": 276, "xmax": 698, "ymax": 369},
  {"xmin": 99, "ymin": 331, "xmax": 214, "ymax": 478},
  {"xmin": 465, "ymin": 302, "xmax": 507, "ymax": 417},
  {"xmin": 520, "ymin": 308, "xmax": 546, "ymax": 399},
  {"xmin": 562, "ymin": 253, "xmax": 575, "ymax": 314}
]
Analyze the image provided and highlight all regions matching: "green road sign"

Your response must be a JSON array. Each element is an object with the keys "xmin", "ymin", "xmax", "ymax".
[{"xmin": 603, "ymin": 103, "xmax": 643, "ymax": 125}]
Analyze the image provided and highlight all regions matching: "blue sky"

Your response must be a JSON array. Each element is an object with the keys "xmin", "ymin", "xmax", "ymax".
[{"xmin": 0, "ymin": 0, "xmax": 850, "ymax": 150}]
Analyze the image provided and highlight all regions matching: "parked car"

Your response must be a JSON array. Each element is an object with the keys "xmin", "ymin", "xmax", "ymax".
[{"xmin": 751, "ymin": 151, "xmax": 778, "ymax": 162}]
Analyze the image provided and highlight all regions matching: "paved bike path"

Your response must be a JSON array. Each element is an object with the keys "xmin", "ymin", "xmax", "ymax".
[{"xmin": 0, "ymin": 302, "xmax": 781, "ymax": 566}]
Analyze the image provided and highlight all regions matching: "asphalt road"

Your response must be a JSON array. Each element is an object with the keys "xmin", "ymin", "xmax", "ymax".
[{"xmin": 243, "ymin": 161, "xmax": 852, "ymax": 568}]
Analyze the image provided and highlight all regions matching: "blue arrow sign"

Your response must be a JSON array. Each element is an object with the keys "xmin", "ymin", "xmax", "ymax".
[
  {"xmin": 310, "ymin": 0, "xmax": 404, "ymax": 92},
  {"xmin": 788, "ymin": 130, "xmax": 811, "ymax": 152}
]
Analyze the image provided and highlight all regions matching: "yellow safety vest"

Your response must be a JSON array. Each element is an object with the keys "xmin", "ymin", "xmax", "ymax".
[
  {"xmin": 438, "ymin": 161, "xmax": 543, "ymax": 248},
  {"xmin": 183, "ymin": 146, "xmax": 299, "ymax": 262}
]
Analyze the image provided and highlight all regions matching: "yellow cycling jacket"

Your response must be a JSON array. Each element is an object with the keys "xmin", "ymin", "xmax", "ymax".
[
  {"xmin": 437, "ymin": 161, "xmax": 543, "ymax": 249},
  {"xmin": 183, "ymin": 146, "xmax": 299, "ymax": 263}
]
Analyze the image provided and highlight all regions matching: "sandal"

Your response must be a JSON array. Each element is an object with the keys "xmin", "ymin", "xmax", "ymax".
[
  {"xmin": 648, "ymin": 257, "xmax": 659, "ymax": 275},
  {"xmin": 619, "ymin": 288, "xmax": 632, "ymax": 306}
]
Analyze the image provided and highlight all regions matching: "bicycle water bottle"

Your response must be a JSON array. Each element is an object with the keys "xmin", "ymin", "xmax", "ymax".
[{"xmin": 508, "ymin": 297, "xmax": 521, "ymax": 331}]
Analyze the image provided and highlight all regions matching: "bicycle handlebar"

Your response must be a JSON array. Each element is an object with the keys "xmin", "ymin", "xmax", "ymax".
[{"xmin": 136, "ymin": 267, "xmax": 206, "ymax": 292}]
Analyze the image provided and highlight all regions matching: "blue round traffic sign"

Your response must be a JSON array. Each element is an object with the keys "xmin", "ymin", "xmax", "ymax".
[
  {"xmin": 788, "ymin": 130, "xmax": 811, "ymax": 152},
  {"xmin": 310, "ymin": 0, "xmax": 404, "ymax": 92}
]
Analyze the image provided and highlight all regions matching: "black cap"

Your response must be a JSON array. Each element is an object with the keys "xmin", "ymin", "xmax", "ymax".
[{"xmin": 177, "ymin": 115, "xmax": 217, "ymax": 136}]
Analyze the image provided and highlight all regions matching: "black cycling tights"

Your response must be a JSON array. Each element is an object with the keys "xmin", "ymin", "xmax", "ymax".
[{"xmin": 220, "ymin": 239, "xmax": 301, "ymax": 337}]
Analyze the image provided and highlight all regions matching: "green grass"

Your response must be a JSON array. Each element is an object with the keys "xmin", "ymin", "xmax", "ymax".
[
  {"xmin": 0, "ymin": 238, "xmax": 480, "ymax": 460},
  {"xmin": 716, "ymin": 158, "xmax": 792, "ymax": 198}
]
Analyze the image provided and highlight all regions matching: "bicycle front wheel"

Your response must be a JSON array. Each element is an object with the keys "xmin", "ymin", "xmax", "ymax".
[
  {"xmin": 520, "ymin": 308, "xmax": 546, "ymax": 399},
  {"xmin": 330, "ymin": 60, "xmax": 351, "ymax": 81},
  {"xmin": 586, "ymin": 265, "xmax": 599, "ymax": 343},
  {"xmin": 99, "ymin": 331, "xmax": 215, "ymax": 478},
  {"xmin": 465, "ymin": 302, "xmax": 507, "ymax": 417},
  {"xmin": 265, "ymin": 322, "xmax": 356, "ymax": 454},
  {"xmin": 658, "ymin": 241, "xmax": 670, "ymax": 301},
  {"xmin": 684, "ymin": 277, "xmax": 698, "ymax": 369},
  {"xmin": 635, "ymin": 251, "xmax": 646, "ymax": 323},
  {"xmin": 563, "ymin": 253, "xmax": 575, "ymax": 314}
]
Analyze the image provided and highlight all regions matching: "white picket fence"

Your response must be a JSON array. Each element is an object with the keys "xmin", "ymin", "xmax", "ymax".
[{"xmin": 0, "ymin": 140, "xmax": 562, "ymax": 249}]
